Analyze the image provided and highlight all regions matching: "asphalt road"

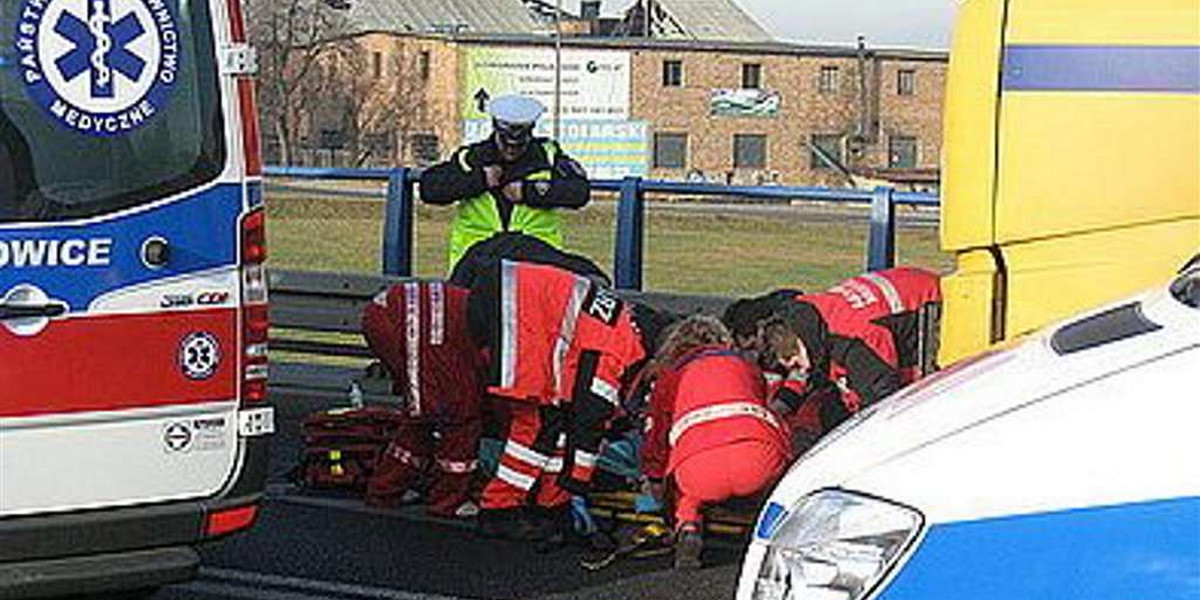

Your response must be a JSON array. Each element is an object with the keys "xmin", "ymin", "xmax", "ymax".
[{"xmin": 133, "ymin": 396, "xmax": 747, "ymax": 600}]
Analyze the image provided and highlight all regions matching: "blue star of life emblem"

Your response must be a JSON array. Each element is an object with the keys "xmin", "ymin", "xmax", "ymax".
[{"xmin": 13, "ymin": 0, "xmax": 181, "ymax": 137}]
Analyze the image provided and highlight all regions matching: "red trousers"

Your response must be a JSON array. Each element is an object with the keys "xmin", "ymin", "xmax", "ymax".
[
  {"xmin": 672, "ymin": 440, "xmax": 788, "ymax": 525},
  {"xmin": 480, "ymin": 402, "xmax": 572, "ymax": 510},
  {"xmin": 366, "ymin": 417, "xmax": 481, "ymax": 516}
]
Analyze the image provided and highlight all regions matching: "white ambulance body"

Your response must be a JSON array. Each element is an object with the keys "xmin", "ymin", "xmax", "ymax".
[
  {"xmin": 0, "ymin": 0, "xmax": 271, "ymax": 595},
  {"xmin": 738, "ymin": 264, "xmax": 1200, "ymax": 600}
]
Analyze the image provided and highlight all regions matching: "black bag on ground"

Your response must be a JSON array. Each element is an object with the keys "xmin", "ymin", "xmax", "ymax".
[{"xmin": 297, "ymin": 406, "xmax": 407, "ymax": 491}]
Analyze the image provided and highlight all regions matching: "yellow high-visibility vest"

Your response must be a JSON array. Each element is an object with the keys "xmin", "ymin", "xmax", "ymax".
[{"xmin": 447, "ymin": 141, "xmax": 564, "ymax": 270}]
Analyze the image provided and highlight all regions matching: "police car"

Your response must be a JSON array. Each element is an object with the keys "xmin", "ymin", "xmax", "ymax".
[{"xmin": 737, "ymin": 263, "xmax": 1200, "ymax": 600}]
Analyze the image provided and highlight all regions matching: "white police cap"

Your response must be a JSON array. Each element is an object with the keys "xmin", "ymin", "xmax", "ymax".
[{"xmin": 488, "ymin": 94, "xmax": 545, "ymax": 125}]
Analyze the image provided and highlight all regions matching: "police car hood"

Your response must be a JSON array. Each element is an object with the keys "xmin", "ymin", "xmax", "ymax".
[{"xmin": 768, "ymin": 283, "xmax": 1199, "ymax": 511}]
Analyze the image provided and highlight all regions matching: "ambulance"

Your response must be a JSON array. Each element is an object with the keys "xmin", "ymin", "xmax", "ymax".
[
  {"xmin": 737, "ymin": 263, "xmax": 1199, "ymax": 600},
  {"xmin": 937, "ymin": 0, "xmax": 1200, "ymax": 364},
  {"xmin": 0, "ymin": 0, "xmax": 272, "ymax": 595}
]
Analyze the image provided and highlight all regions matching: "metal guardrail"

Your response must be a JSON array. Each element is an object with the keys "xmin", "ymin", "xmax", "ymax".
[{"xmin": 264, "ymin": 166, "xmax": 940, "ymax": 291}]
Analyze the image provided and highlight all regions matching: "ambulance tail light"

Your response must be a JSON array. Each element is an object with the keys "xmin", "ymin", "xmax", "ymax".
[
  {"xmin": 227, "ymin": 0, "xmax": 262, "ymax": 176},
  {"xmin": 205, "ymin": 503, "xmax": 259, "ymax": 538},
  {"xmin": 241, "ymin": 209, "xmax": 268, "ymax": 404},
  {"xmin": 227, "ymin": 0, "xmax": 246, "ymax": 42},
  {"xmin": 239, "ymin": 79, "xmax": 262, "ymax": 177}
]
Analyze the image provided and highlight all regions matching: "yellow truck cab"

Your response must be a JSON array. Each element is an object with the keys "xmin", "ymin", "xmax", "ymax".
[{"xmin": 938, "ymin": 0, "xmax": 1200, "ymax": 364}]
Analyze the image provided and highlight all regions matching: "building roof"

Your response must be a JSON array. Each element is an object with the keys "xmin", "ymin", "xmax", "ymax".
[
  {"xmin": 345, "ymin": 0, "xmax": 542, "ymax": 35},
  {"xmin": 648, "ymin": 0, "xmax": 773, "ymax": 42},
  {"xmin": 448, "ymin": 33, "xmax": 949, "ymax": 62}
]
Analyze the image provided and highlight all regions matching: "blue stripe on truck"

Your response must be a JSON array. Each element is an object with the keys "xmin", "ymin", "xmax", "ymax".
[
  {"xmin": 1003, "ymin": 45, "xmax": 1200, "ymax": 93},
  {"xmin": 878, "ymin": 496, "xmax": 1200, "ymax": 600}
]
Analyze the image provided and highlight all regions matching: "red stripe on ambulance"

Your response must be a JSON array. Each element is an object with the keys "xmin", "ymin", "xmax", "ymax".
[{"xmin": 0, "ymin": 309, "xmax": 237, "ymax": 418}]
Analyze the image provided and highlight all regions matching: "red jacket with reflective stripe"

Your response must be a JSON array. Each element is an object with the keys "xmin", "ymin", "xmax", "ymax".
[
  {"xmin": 799, "ymin": 266, "xmax": 941, "ymax": 380},
  {"xmin": 642, "ymin": 347, "xmax": 791, "ymax": 480},
  {"xmin": 361, "ymin": 282, "xmax": 482, "ymax": 422},
  {"xmin": 778, "ymin": 267, "xmax": 941, "ymax": 420},
  {"xmin": 490, "ymin": 261, "xmax": 645, "ymax": 406}
]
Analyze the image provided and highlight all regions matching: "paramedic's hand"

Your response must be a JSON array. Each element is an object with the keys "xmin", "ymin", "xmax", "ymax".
[
  {"xmin": 502, "ymin": 181, "xmax": 524, "ymax": 204},
  {"xmin": 483, "ymin": 165, "xmax": 504, "ymax": 189},
  {"xmin": 640, "ymin": 478, "xmax": 665, "ymax": 503}
]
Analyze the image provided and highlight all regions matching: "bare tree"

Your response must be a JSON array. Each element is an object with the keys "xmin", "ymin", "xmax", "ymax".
[
  {"xmin": 333, "ymin": 42, "xmax": 432, "ymax": 168},
  {"xmin": 244, "ymin": 0, "xmax": 355, "ymax": 165}
]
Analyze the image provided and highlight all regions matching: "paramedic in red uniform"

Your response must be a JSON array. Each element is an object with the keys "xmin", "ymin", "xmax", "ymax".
[
  {"xmin": 760, "ymin": 266, "xmax": 942, "ymax": 432},
  {"xmin": 467, "ymin": 260, "xmax": 666, "ymax": 540},
  {"xmin": 361, "ymin": 281, "xmax": 484, "ymax": 518},
  {"xmin": 640, "ymin": 315, "xmax": 791, "ymax": 569}
]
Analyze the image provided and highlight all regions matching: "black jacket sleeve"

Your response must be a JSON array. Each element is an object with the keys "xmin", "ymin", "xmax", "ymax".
[
  {"xmin": 521, "ymin": 146, "xmax": 590, "ymax": 209},
  {"xmin": 558, "ymin": 350, "xmax": 613, "ymax": 495},
  {"xmin": 418, "ymin": 146, "xmax": 489, "ymax": 205},
  {"xmin": 833, "ymin": 337, "xmax": 903, "ymax": 409}
]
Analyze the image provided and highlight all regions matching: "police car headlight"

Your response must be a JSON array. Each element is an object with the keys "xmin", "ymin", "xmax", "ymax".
[{"xmin": 751, "ymin": 490, "xmax": 923, "ymax": 600}]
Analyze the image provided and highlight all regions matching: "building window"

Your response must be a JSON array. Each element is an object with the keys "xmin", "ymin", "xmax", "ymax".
[
  {"xmin": 733, "ymin": 134, "xmax": 767, "ymax": 169},
  {"xmin": 889, "ymin": 136, "xmax": 918, "ymax": 168},
  {"xmin": 372, "ymin": 52, "xmax": 383, "ymax": 79},
  {"xmin": 662, "ymin": 60, "xmax": 683, "ymax": 87},
  {"xmin": 742, "ymin": 63, "xmax": 762, "ymax": 90},
  {"xmin": 419, "ymin": 50, "xmax": 431, "ymax": 81},
  {"xmin": 819, "ymin": 65, "xmax": 839, "ymax": 94},
  {"xmin": 810, "ymin": 134, "xmax": 843, "ymax": 169},
  {"xmin": 897, "ymin": 69, "xmax": 916, "ymax": 95},
  {"xmin": 653, "ymin": 133, "xmax": 687, "ymax": 169},
  {"xmin": 410, "ymin": 134, "xmax": 440, "ymax": 166},
  {"xmin": 363, "ymin": 131, "xmax": 396, "ymax": 161}
]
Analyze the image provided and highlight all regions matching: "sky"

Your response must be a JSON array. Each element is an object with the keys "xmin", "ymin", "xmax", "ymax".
[
  {"xmin": 579, "ymin": 0, "xmax": 958, "ymax": 50},
  {"xmin": 738, "ymin": 0, "xmax": 957, "ymax": 49}
]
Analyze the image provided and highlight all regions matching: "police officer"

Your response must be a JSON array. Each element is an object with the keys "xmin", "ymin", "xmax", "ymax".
[{"xmin": 419, "ymin": 95, "xmax": 590, "ymax": 270}]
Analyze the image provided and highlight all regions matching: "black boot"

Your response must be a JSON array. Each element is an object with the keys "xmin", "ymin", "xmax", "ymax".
[{"xmin": 673, "ymin": 522, "xmax": 704, "ymax": 569}]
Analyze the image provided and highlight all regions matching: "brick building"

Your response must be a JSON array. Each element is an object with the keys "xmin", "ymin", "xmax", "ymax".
[{"xmin": 287, "ymin": 0, "xmax": 947, "ymax": 189}]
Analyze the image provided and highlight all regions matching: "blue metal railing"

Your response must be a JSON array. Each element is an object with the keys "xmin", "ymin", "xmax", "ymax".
[{"xmin": 264, "ymin": 166, "xmax": 940, "ymax": 290}]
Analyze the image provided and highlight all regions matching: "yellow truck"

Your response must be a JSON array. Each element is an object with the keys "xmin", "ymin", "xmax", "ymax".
[{"xmin": 938, "ymin": 0, "xmax": 1200, "ymax": 364}]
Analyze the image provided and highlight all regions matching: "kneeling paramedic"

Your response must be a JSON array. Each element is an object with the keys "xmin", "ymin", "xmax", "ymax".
[
  {"xmin": 640, "ymin": 315, "xmax": 791, "ymax": 569},
  {"xmin": 467, "ymin": 260, "xmax": 667, "ymax": 540},
  {"xmin": 760, "ymin": 266, "xmax": 942, "ymax": 433},
  {"xmin": 361, "ymin": 281, "xmax": 484, "ymax": 518},
  {"xmin": 419, "ymin": 94, "xmax": 591, "ymax": 271}
]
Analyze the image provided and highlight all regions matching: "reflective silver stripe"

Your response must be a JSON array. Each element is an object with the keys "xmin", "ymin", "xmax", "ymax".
[
  {"xmin": 495, "ymin": 464, "xmax": 536, "ymax": 490},
  {"xmin": 404, "ymin": 282, "xmax": 422, "ymax": 416},
  {"xmin": 504, "ymin": 440, "xmax": 549, "ymax": 468},
  {"xmin": 456, "ymin": 148, "xmax": 471, "ymax": 172},
  {"xmin": 499, "ymin": 261, "xmax": 519, "ymax": 389},
  {"xmin": 553, "ymin": 276, "xmax": 591, "ymax": 396},
  {"xmin": 436, "ymin": 458, "xmax": 478, "ymax": 474},
  {"xmin": 668, "ymin": 402, "xmax": 780, "ymax": 447},
  {"xmin": 429, "ymin": 281, "xmax": 445, "ymax": 346},
  {"xmin": 544, "ymin": 457, "xmax": 564, "ymax": 473},
  {"xmin": 590, "ymin": 377, "xmax": 619, "ymax": 406},
  {"xmin": 573, "ymin": 450, "xmax": 597, "ymax": 469},
  {"xmin": 862, "ymin": 272, "xmax": 904, "ymax": 314}
]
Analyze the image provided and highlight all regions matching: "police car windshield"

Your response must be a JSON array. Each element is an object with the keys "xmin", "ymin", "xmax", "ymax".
[{"xmin": 0, "ymin": 0, "xmax": 224, "ymax": 223}]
